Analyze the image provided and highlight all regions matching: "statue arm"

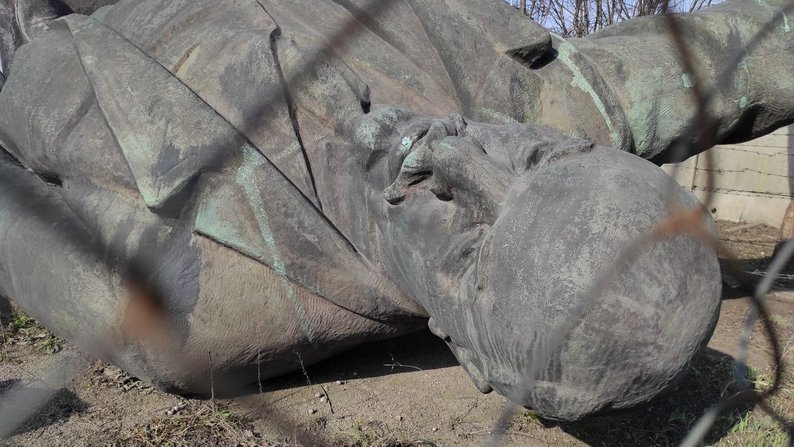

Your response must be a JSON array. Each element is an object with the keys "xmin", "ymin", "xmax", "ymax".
[{"xmin": 577, "ymin": 0, "xmax": 794, "ymax": 163}]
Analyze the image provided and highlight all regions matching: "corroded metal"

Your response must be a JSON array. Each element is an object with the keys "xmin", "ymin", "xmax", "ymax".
[{"xmin": 0, "ymin": 0, "xmax": 790, "ymax": 420}]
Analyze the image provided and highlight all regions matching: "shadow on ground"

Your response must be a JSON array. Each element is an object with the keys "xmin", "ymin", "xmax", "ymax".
[
  {"xmin": 261, "ymin": 328, "xmax": 458, "ymax": 392},
  {"xmin": 0, "ymin": 295, "xmax": 12, "ymax": 325},
  {"xmin": 0, "ymin": 382, "xmax": 89, "ymax": 436},
  {"xmin": 204, "ymin": 328, "xmax": 457, "ymax": 398},
  {"xmin": 721, "ymin": 254, "xmax": 794, "ymax": 299},
  {"xmin": 552, "ymin": 348, "xmax": 753, "ymax": 446}
]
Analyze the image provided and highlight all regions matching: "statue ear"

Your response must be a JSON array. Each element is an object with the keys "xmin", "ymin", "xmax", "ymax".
[{"xmin": 15, "ymin": 0, "xmax": 73, "ymax": 42}]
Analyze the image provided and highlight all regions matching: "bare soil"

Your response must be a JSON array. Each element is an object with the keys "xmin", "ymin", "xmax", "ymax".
[{"xmin": 1, "ymin": 221, "xmax": 793, "ymax": 447}]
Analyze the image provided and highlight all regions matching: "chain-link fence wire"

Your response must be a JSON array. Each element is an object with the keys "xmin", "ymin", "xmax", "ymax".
[{"xmin": 0, "ymin": 0, "xmax": 792, "ymax": 445}]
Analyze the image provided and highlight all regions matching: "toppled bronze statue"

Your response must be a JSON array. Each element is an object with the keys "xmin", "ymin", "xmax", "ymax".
[{"xmin": 0, "ymin": 0, "xmax": 791, "ymax": 421}]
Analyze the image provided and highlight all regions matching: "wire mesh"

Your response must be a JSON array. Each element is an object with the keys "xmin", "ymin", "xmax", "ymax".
[{"xmin": 0, "ymin": 0, "xmax": 792, "ymax": 446}]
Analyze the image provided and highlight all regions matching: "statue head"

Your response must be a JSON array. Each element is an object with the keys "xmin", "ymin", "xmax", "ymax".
[{"xmin": 345, "ymin": 108, "xmax": 721, "ymax": 420}]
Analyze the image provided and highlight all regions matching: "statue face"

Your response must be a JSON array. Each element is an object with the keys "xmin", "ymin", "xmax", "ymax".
[
  {"xmin": 349, "ymin": 109, "xmax": 598, "ymax": 309},
  {"xmin": 349, "ymin": 110, "xmax": 721, "ymax": 419}
]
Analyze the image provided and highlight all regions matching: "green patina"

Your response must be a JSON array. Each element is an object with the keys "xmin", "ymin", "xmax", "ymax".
[
  {"xmin": 401, "ymin": 149, "xmax": 426, "ymax": 170},
  {"xmin": 555, "ymin": 40, "xmax": 621, "ymax": 148},
  {"xmin": 756, "ymin": 0, "xmax": 791, "ymax": 32},
  {"xmin": 476, "ymin": 107, "xmax": 520, "ymax": 125},
  {"xmin": 738, "ymin": 96, "xmax": 749, "ymax": 109},
  {"xmin": 195, "ymin": 185, "xmax": 262, "ymax": 259},
  {"xmin": 235, "ymin": 145, "xmax": 316, "ymax": 342},
  {"xmin": 115, "ymin": 134, "xmax": 162, "ymax": 207},
  {"xmin": 681, "ymin": 73, "xmax": 694, "ymax": 89},
  {"xmin": 398, "ymin": 135, "xmax": 419, "ymax": 158},
  {"xmin": 400, "ymin": 136, "xmax": 414, "ymax": 152}
]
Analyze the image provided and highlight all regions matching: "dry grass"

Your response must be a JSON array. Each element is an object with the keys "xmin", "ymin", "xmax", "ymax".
[
  {"xmin": 714, "ymin": 364, "xmax": 793, "ymax": 447},
  {"xmin": 1, "ymin": 305, "xmax": 63, "ymax": 361},
  {"xmin": 111, "ymin": 402, "xmax": 265, "ymax": 447}
]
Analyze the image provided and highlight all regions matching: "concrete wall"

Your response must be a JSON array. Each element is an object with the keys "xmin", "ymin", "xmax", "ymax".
[{"xmin": 663, "ymin": 125, "xmax": 794, "ymax": 226}]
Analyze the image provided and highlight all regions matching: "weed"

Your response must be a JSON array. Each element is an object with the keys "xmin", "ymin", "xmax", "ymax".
[
  {"xmin": 8, "ymin": 312, "xmax": 35, "ymax": 335},
  {"xmin": 116, "ymin": 402, "xmax": 262, "ymax": 447},
  {"xmin": 744, "ymin": 366, "xmax": 774, "ymax": 391},
  {"xmin": 669, "ymin": 410, "xmax": 695, "ymax": 426},
  {"xmin": 1, "ymin": 306, "xmax": 62, "ymax": 356},
  {"xmin": 720, "ymin": 412, "xmax": 789, "ymax": 447}
]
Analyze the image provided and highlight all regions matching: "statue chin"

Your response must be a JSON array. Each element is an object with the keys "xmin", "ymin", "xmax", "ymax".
[{"xmin": 384, "ymin": 140, "xmax": 721, "ymax": 420}]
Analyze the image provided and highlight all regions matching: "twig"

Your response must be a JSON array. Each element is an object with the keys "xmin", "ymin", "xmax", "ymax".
[
  {"xmin": 383, "ymin": 354, "xmax": 423, "ymax": 372},
  {"xmin": 295, "ymin": 351, "xmax": 311, "ymax": 387},
  {"xmin": 320, "ymin": 384, "xmax": 334, "ymax": 415},
  {"xmin": 295, "ymin": 350, "xmax": 334, "ymax": 414},
  {"xmin": 745, "ymin": 271, "xmax": 794, "ymax": 281},
  {"xmin": 257, "ymin": 351, "xmax": 263, "ymax": 395},
  {"xmin": 209, "ymin": 351, "xmax": 216, "ymax": 414},
  {"xmin": 450, "ymin": 399, "xmax": 479, "ymax": 430}
]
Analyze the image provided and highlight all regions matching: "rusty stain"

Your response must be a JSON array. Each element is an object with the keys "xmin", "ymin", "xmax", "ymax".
[
  {"xmin": 120, "ymin": 279, "xmax": 171, "ymax": 346},
  {"xmin": 173, "ymin": 43, "xmax": 200, "ymax": 77}
]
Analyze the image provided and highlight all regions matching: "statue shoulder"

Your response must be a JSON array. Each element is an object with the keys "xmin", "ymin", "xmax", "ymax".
[{"xmin": 407, "ymin": 0, "xmax": 552, "ymax": 64}]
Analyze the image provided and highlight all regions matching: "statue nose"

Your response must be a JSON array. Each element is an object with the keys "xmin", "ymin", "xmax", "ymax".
[{"xmin": 429, "ymin": 317, "xmax": 494, "ymax": 394}]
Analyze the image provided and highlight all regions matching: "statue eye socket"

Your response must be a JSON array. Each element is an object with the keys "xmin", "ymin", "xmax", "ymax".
[{"xmin": 524, "ymin": 147, "xmax": 546, "ymax": 171}]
